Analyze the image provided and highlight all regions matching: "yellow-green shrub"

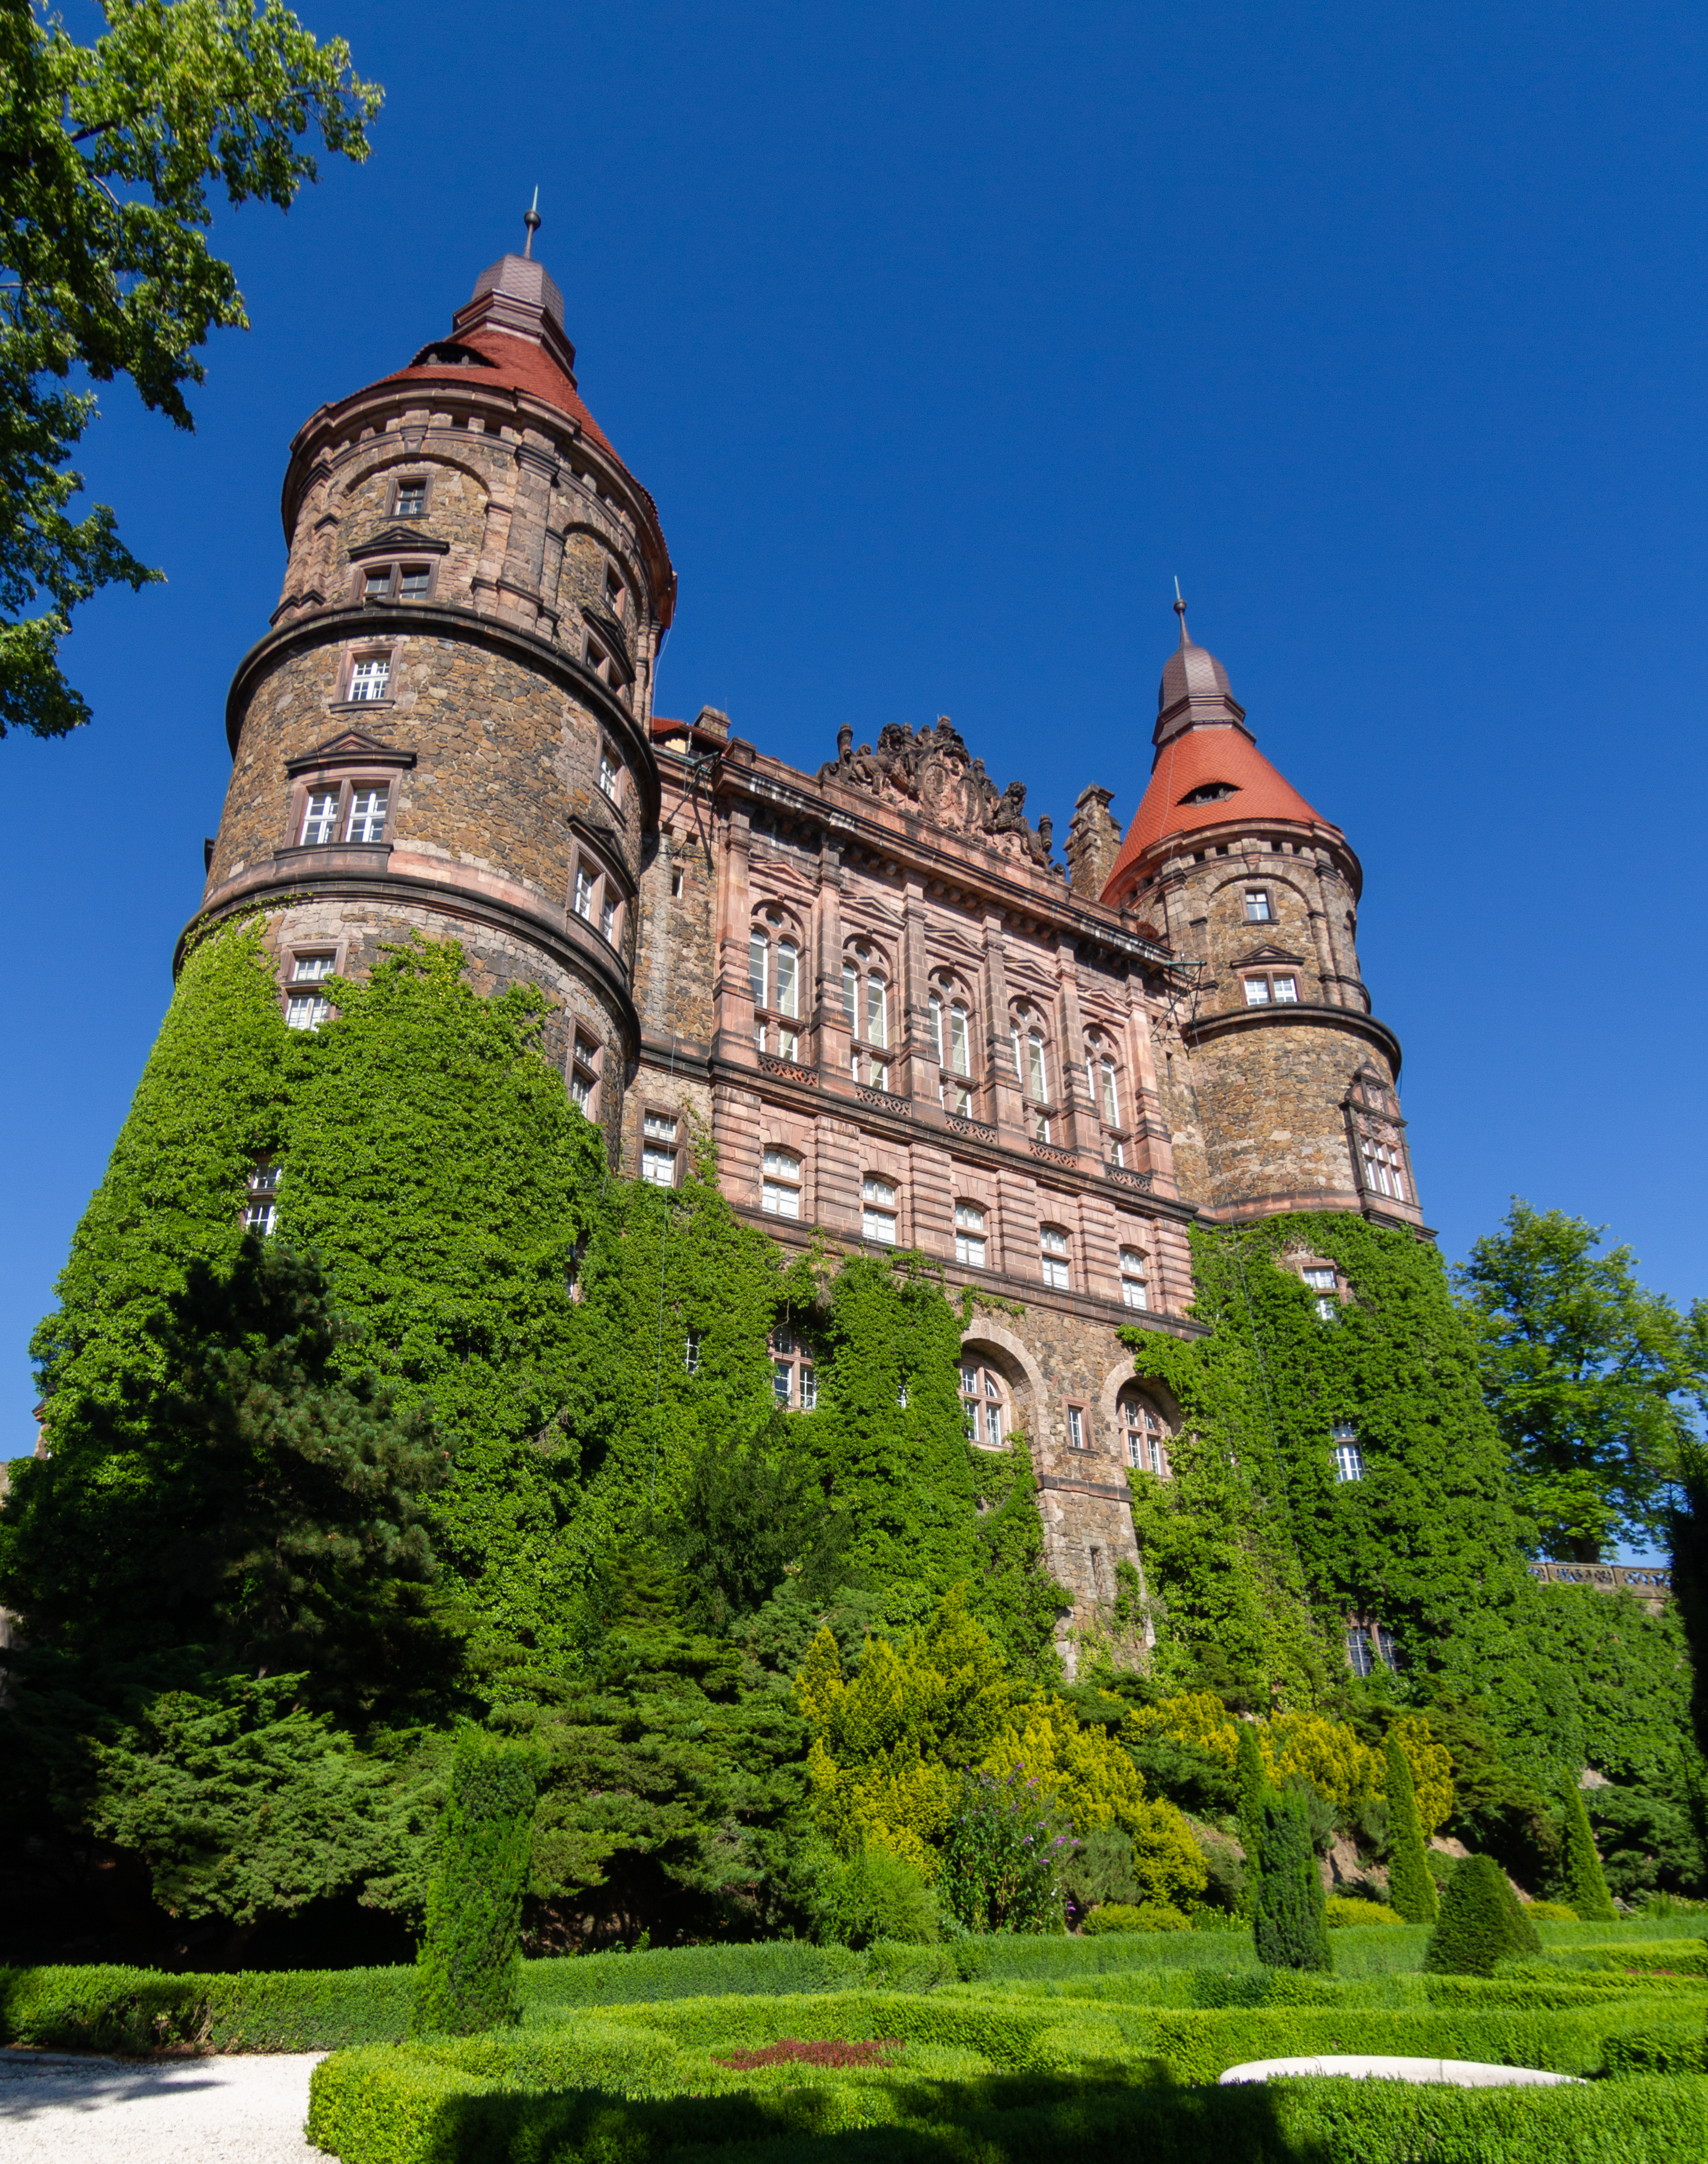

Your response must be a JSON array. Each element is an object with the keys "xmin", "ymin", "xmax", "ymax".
[{"xmin": 1325, "ymin": 1896, "xmax": 1404, "ymax": 1928}]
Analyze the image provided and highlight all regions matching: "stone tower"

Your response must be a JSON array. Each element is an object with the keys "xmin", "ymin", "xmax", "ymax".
[
  {"xmin": 1098, "ymin": 610, "xmax": 1421, "ymax": 1229},
  {"xmin": 192, "ymin": 239, "xmax": 674, "ymax": 1154}
]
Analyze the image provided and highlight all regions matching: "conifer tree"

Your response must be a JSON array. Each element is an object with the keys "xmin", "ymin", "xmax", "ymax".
[
  {"xmin": 1423, "ymin": 1853, "xmax": 1541, "ymax": 1975},
  {"xmin": 1253, "ymin": 1788, "xmax": 1330, "ymax": 1971},
  {"xmin": 1236, "ymin": 1722, "xmax": 1266, "ymax": 1917},
  {"xmin": 413, "ymin": 1727, "xmax": 538, "ymax": 2035},
  {"xmin": 1560, "ymin": 1780, "xmax": 1619, "ymax": 1922},
  {"xmin": 1383, "ymin": 1729, "xmax": 1438, "ymax": 1924}
]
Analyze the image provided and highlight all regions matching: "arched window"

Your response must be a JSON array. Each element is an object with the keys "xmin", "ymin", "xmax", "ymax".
[
  {"xmin": 930, "ymin": 980, "xmax": 975, "ymax": 1113},
  {"xmin": 958, "ymin": 1357, "xmax": 1008, "ymax": 1448},
  {"xmin": 843, "ymin": 943, "xmax": 893, "ymax": 1085},
  {"xmin": 1119, "ymin": 1388, "xmax": 1169, "ymax": 1475},
  {"xmin": 762, "ymin": 1146, "xmax": 802, "ymax": 1219},
  {"xmin": 750, "ymin": 912, "xmax": 802, "ymax": 1060},
  {"xmin": 953, "ymin": 1200, "xmax": 986, "ymax": 1268},
  {"xmin": 771, "ymin": 1324, "xmax": 817, "ymax": 1409},
  {"xmin": 862, "ymin": 1173, "xmax": 897, "ymax": 1244},
  {"xmin": 1085, "ymin": 1030, "xmax": 1125, "ymax": 1163},
  {"xmin": 1119, "ymin": 1246, "xmax": 1148, "ymax": 1310},
  {"xmin": 1332, "ymin": 1421, "xmax": 1364, "ymax": 1482}
]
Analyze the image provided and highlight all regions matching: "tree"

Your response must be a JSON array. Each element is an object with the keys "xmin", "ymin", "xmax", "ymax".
[
  {"xmin": 1252, "ymin": 1787, "xmax": 1330, "ymax": 1971},
  {"xmin": 1454, "ymin": 1201, "xmax": 1700, "ymax": 1560},
  {"xmin": 0, "ymin": 0, "xmax": 380, "ymax": 740},
  {"xmin": 1235, "ymin": 1722, "xmax": 1266, "ymax": 1919},
  {"xmin": 1668, "ymin": 1432, "xmax": 1708, "ymax": 1760},
  {"xmin": 413, "ymin": 1726, "xmax": 537, "ymax": 2035},
  {"xmin": 1383, "ymin": 1729, "xmax": 1438, "ymax": 1924},
  {"xmin": 1423, "ymin": 1852, "xmax": 1540, "ymax": 1976},
  {"xmin": 1560, "ymin": 1780, "xmax": 1618, "ymax": 1922}
]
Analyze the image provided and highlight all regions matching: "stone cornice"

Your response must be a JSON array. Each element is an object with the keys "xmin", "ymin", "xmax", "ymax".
[
  {"xmin": 1183, "ymin": 999, "xmax": 1403, "ymax": 1078},
  {"xmin": 177, "ymin": 851, "xmax": 642, "ymax": 1058},
  {"xmin": 223, "ymin": 602, "xmax": 661, "ymax": 828}
]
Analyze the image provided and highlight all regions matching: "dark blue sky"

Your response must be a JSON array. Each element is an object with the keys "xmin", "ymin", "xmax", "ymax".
[{"xmin": 6, "ymin": 0, "xmax": 1706, "ymax": 1469}]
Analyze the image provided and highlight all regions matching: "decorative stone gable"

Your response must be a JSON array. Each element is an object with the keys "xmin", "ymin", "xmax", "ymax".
[{"xmin": 815, "ymin": 715, "xmax": 1055, "ymax": 866}]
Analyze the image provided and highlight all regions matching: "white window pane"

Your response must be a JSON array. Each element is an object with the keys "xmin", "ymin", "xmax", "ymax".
[
  {"xmin": 573, "ymin": 869, "xmax": 595, "ymax": 920},
  {"xmin": 1068, "ymin": 1407, "xmax": 1085, "ymax": 1449},
  {"xmin": 345, "ymin": 787, "xmax": 388, "ymax": 843},
  {"xmin": 293, "ymin": 954, "xmax": 333, "ymax": 981},
  {"xmin": 601, "ymin": 899, "xmax": 617, "ymax": 942},
  {"xmin": 1303, "ymin": 1268, "xmax": 1335, "ymax": 1288},
  {"xmin": 863, "ymin": 1175, "xmax": 896, "ymax": 1204},
  {"xmin": 1041, "ymin": 1228, "xmax": 1068, "ymax": 1255},
  {"xmin": 863, "ymin": 1210, "xmax": 896, "ymax": 1245},
  {"xmin": 286, "ymin": 991, "xmax": 329, "ymax": 1031},
  {"xmin": 1245, "ymin": 892, "xmax": 1271, "ymax": 922},
  {"xmin": 985, "ymin": 1404, "xmax": 1002, "ymax": 1446},
  {"xmin": 777, "ymin": 942, "xmax": 798, "ymax": 1019},
  {"xmin": 842, "ymin": 962, "xmax": 858, "ymax": 1024},
  {"xmin": 1244, "ymin": 978, "xmax": 1270, "ymax": 1005},
  {"xmin": 1101, "ymin": 1063, "xmax": 1118, "ymax": 1126},
  {"xmin": 1122, "ymin": 1282, "xmax": 1148, "ymax": 1310},
  {"xmin": 644, "ymin": 1113, "xmax": 678, "ymax": 1140},
  {"xmin": 960, "ymin": 1365, "xmax": 977, "ymax": 1394},
  {"xmin": 599, "ymin": 753, "xmax": 619, "ymax": 799},
  {"xmin": 399, "ymin": 564, "xmax": 430, "ymax": 601},
  {"xmin": 867, "ymin": 978, "xmax": 887, "ymax": 1047},
  {"xmin": 950, "ymin": 1007, "xmax": 969, "ymax": 1074},
  {"xmin": 773, "ymin": 1361, "xmax": 793, "ymax": 1406},
  {"xmin": 929, "ymin": 996, "xmax": 944, "ymax": 1064},
  {"xmin": 762, "ymin": 1182, "xmax": 800, "ymax": 1218},
  {"xmin": 749, "ymin": 932, "xmax": 767, "ymax": 1006},
  {"xmin": 762, "ymin": 1148, "xmax": 800, "ymax": 1177},
  {"xmin": 349, "ymin": 656, "xmax": 390, "ymax": 700},
  {"xmin": 396, "ymin": 482, "xmax": 425, "ymax": 516},
  {"xmin": 801, "ymin": 1366, "xmax": 817, "ymax": 1411},
  {"xmin": 1273, "ymin": 977, "xmax": 1298, "ymax": 1003},
  {"xmin": 955, "ymin": 1202, "xmax": 984, "ymax": 1231},
  {"xmin": 570, "ymin": 1071, "xmax": 590, "ymax": 1109},
  {"xmin": 642, "ymin": 1145, "xmax": 675, "ymax": 1186},
  {"xmin": 1042, "ymin": 1259, "xmax": 1069, "ymax": 1290},
  {"xmin": 1028, "ymin": 1034, "xmax": 1046, "ymax": 1101},
  {"xmin": 955, "ymin": 1234, "xmax": 986, "ymax": 1268},
  {"xmin": 301, "ymin": 791, "xmax": 339, "ymax": 846}
]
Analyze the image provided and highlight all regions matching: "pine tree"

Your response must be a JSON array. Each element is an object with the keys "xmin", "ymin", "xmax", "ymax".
[
  {"xmin": 1561, "ymin": 1780, "xmax": 1619, "ymax": 1922},
  {"xmin": 1423, "ymin": 1853, "xmax": 1541, "ymax": 1976},
  {"xmin": 1253, "ymin": 1788, "xmax": 1331, "ymax": 1971},
  {"xmin": 1236, "ymin": 1722, "xmax": 1266, "ymax": 1917},
  {"xmin": 413, "ymin": 1727, "xmax": 538, "ymax": 2035},
  {"xmin": 1383, "ymin": 1730, "xmax": 1439, "ymax": 1924}
]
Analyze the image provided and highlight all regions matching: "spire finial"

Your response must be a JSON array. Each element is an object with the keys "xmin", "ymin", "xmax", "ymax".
[
  {"xmin": 522, "ymin": 186, "xmax": 542, "ymax": 260},
  {"xmin": 1173, "ymin": 576, "xmax": 1190, "ymax": 647}
]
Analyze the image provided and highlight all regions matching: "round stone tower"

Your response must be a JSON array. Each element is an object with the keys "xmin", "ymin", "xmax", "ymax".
[
  {"xmin": 1100, "ymin": 608, "xmax": 1423, "ymax": 1229},
  {"xmin": 191, "ymin": 234, "xmax": 675, "ymax": 1155}
]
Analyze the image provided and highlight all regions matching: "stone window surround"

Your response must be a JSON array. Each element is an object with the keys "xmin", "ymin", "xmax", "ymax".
[
  {"xmin": 282, "ymin": 742, "xmax": 416, "ymax": 857},
  {"xmin": 567, "ymin": 822, "xmax": 634, "ymax": 952},
  {"xmin": 637, "ymin": 1104, "xmax": 683, "ymax": 1186},
  {"xmin": 1064, "ymin": 1395, "xmax": 1091, "ymax": 1452},
  {"xmin": 569, "ymin": 1031, "xmax": 602, "ymax": 1121},
  {"xmin": 388, "ymin": 471, "xmax": 434, "ymax": 519},
  {"xmin": 349, "ymin": 554, "xmax": 444, "ymax": 608},
  {"xmin": 1118, "ymin": 1386, "xmax": 1172, "ymax": 1475}
]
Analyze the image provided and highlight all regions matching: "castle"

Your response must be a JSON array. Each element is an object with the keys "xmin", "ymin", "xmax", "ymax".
[{"xmin": 193, "ymin": 239, "xmax": 1423, "ymax": 1664}]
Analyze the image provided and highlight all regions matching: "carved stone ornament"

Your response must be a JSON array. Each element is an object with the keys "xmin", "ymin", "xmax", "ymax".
[{"xmin": 817, "ymin": 715, "xmax": 1055, "ymax": 867}]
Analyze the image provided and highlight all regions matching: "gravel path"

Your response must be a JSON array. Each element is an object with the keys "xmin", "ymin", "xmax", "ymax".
[{"xmin": 0, "ymin": 2048, "xmax": 326, "ymax": 2162}]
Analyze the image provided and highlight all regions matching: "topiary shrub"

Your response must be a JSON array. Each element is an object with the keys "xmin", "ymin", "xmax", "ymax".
[
  {"xmin": 1525, "ymin": 1899, "xmax": 1579, "ymax": 1922},
  {"xmin": 1562, "ymin": 1782, "xmax": 1619, "ymax": 1923},
  {"xmin": 1422, "ymin": 1852, "xmax": 1542, "ymax": 1977},
  {"xmin": 1253, "ymin": 1788, "xmax": 1331, "ymax": 1972},
  {"xmin": 412, "ymin": 1727, "xmax": 537, "ymax": 2036},
  {"xmin": 1080, "ymin": 1900, "xmax": 1191, "ymax": 1934},
  {"xmin": 1324, "ymin": 1895, "xmax": 1405, "ymax": 1928},
  {"xmin": 1235, "ymin": 1723, "xmax": 1266, "ymax": 1920},
  {"xmin": 1383, "ymin": 1729, "xmax": 1439, "ymax": 1924}
]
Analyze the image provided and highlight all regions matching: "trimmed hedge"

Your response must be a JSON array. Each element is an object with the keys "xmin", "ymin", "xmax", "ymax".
[
  {"xmin": 0, "ymin": 1962, "xmax": 416, "ymax": 2052},
  {"xmin": 1604, "ymin": 2021, "xmax": 1708, "ymax": 2076},
  {"xmin": 524, "ymin": 1941, "xmax": 869, "ymax": 2010},
  {"xmin": 305, "ymin": 2060, "xmax": 1708, "ymax": 2164}
]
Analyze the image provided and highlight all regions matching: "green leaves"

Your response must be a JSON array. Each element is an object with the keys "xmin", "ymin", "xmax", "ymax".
[
  {"xmin": 1455, "ymin": 1200, "xmax": 1703, "ymax": 1560},
  {"xmin": 0, "ymin": 0, "xmax": 381, "ymax": 737}
]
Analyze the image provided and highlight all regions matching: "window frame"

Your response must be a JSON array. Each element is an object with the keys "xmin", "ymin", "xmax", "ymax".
[
  {"xmin": 344, "ymin": 648, "xmax": 395, "ymax": 703},
  {"xmin": 958, "ymin": 1357, "xmax": 1009, "ymax": 1449},
  {"xmin": 1119, "ymin": 1390, "xmax": 1168, "ymax": 1474},
  {"xmin": 1065, "ymin": 1401, "xmax": 1088, "ymax": 1452},
  {"xmin": 770, "ymin": 1323, "xmax": 818, "ymax": 1410},
  {"xmin": 1244, "ymin": 889, "xmax": 1273, "ymax": 923},
  {"xmin": 640, "ymin": 1108, "xmax": 681, "ymax": 1188},
  {"xmin": 1039, "ymin": 1222, "xmax": 1071, "ymax": 1292},
  {"xmin": 952, "ymin": 1198, "xmax": 987, "ymax": 1270},
  {"xmin": 597, "ymin": 746, "xmax": 624, "ymax": 805},
  {"xmin": 243, "ymin": 1159, "xmax": 282, "ymax": 1234},
  {"xmin": 569, "ymin": 838, "xmax": 628, "ymax": 951},
  {"xmin": 357, "ymin": 559, "xmax": 437, "ymax": 607},
  {"xmin": 1119, "ymin": 1245, "xmax": 1149, "ymax": 1310},
  {"xmin": 861, "ymin": 1172, "xmax": 898, "ymax": 1246},
  {"xmin": 389, "ymin": 473, "xmax": 431, "ymax": 519},
  {"xmin": 761, "ymin": 1144, "xmax": 804, "ymax": 1219},
  {"xmin": 569, "ymin": 1033, "xmax": 601, "ymax": 1119}
]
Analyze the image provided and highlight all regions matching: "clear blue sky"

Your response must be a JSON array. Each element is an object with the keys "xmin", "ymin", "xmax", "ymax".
[{"xmin": 6, "ymin": 0, "xmax": 1706, "ymax": 1470}]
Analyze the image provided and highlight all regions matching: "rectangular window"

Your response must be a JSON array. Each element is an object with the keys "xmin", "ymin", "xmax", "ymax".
[
  {"xmin": 776, "ymin": 943, "xmax": 798, "ymax": 1019},
  {"xmin": 842, "ymin": 961, "xmax": 858, "ymax": 1025},
  {"xmin": 762, "ymin": 1179, "xmax": 801, "ymax": 1219},
  {"xmin": 1040, "ymin": 1226, "xmax": 1070, "ymax": 1291},
  {"xmin": 955, "ymin": 1231, "xmax": 986, "ymax": 1267},
  {"xmin": 861, "ymin": 1174, "xmax": 897, "ymax": 1245},
  {"xmin": 292, "ymin": 953, "xmax": 334, "ymax": 982},
  {"xmin": 570, "ymin": 1036, "xmax": 597, "ymax": 1114},
  {"xmin": 300, "ymin": 790, "xmax": 340, "ymax": 847},
  {"xmin": 345, "ymin": 786, "xmax": 388, "ymax": 843},
  {"xmin": 286, "ymin": 989, "xmax": 331, "ymax": 1031},
  {"xmin": 1067, "ymin": 1405, "xmax": 1086, "ymax": 1451},
  {"xmin": 1027, "ymin": 1034, "xmax": 1046, "ymax": 1102},
  {"xmin": 570, "ymin": 1067, "xmax": 591, "ymax": 1111},
  {"xmin": 777, "ymin": 1029, "xmax": 799, "ymax": 1061},
  {"xmin": 1245, "ymin": 891, "xmax": 1272, "ymax": 922},
  {"xmin": 866, "ymin": 977, "xmax": 887, "ymax": 1048},
  {"xmin": 598, "ymin": 751, "xmax": 620, "ymax": 801},
  {"xmin": 684, "ymin": 1332, "xmax": 701, "ymax": 1375},
  {"xmin": 395, "ymin": 479, "xmax": 426, "ymax": 517},
  {"xmin": 1272, "ymin": 976, "xmax": 1298, "ymax": 1003},
  {"xmin": 1346, "ymin": 1628, "xmax": 1375, "ymax": 1678},
  {"xmin": 244, "ymin": 1162, "xmax": 281, "ymax": 1235},
  {"xmin": 1243, "ymin": 977, "xmax": 1270, "ymax": 1006},
  {"xmin": 949, "ymin": 1006, "xmax": 970, "ymax": 1075},
  {"xmin": 671, "ymin": 868, "xmax": 684, "ymax": 897},
  {"xmin": 1100, "ymin": 1062, "xmax": 1118, "ymax": 1126},
  {"xmin": 398, "ymin": 564, "xmax": 431, "ymax": 601},
  {"xmin": 1121, "ymin": 1248, "xmax": 1149, "ymax": 1311},
  {"xmin": 1375, "ymin": 1625, "xmax": 1399, "ymax": 1670},
  {"xmin": 749, "ymin": 932, "xmax": 768, "ymax": 1006},
  {"xmin": 363, "ymin": 565, "xmax": 392, "ymax": 603},
  {"xmin": 1332, "ymin": 1422, "xmax": 1365, "ymax": 1482},
  {"xmin": 800, "ymin": 1364, "xmax": 818, "ymax": 1411},
  {"xmin": 601, "ymin": 895, "xmax": 617, "ymax": 944},
  {"xmin": 574, "ymin": 868, "xmax": 595, "ymax": 921},
  {"xmin": 641, "ymin": 1112, "xmax": 678, "ymax": 1188},
  {"xmin": 348, "ymin": 655, "xmax": 390, "ymax": 701},
  {"xmin": 773, "ymin": 1360, "xmax": 793, "ymax": 1407}
]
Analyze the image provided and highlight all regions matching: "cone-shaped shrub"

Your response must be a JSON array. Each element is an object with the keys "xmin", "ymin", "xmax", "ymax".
[
  {"xmin": 1383, "ymin": 1730, "xmax": 1438, "ymax": 1924},
  {"xmin": 1236, "ymin": 1723, "xmax": 1266, "ymax": 1920},
  {"xmin": 1561, "ymin": 1781, "xmax": 1619, "ymax": 1923},
  {"xmin": 1253, "ymin": 1788, "xmax": 1331, "ymax": 1971},
  {"xmin": 413, "ymin": 1727, "xmax": 538, "ymax": 2034},
  {"xmin": 1422, "ymin": 1852, "xmax": 1541, "ymax": 1976}
]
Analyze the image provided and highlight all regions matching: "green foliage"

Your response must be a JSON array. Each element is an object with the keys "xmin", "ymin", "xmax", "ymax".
[
  {"xmin": 0, "ymin": 1960, "xmax": 417, "ymax": 2051},
  {"xmin": 1061, "ymin": 1822, "xmax": 1143, "ymax": 1916},
  {"xmin": 1081, "ymin": 1900, "xmax": 1192, "ymax": 1933},
  {"xmin": 1561, "ymin": 1781, "xmax": 1619, "ymax": 1922},
  {"xmin": 1454, "ymin": 1200, "xmax": 1704, "ymax": 1560},
  {"xmin": 0, "ymin": 0, "xmax": 380, "ymax": 738},
  {"xmin": 1382, "ymin": 1729, "xmax": 1437, "ymax": 1924},
  {"xmin": 1236, "ymin": 1722, "xmax": 1266, "ymax": 1919},
  {"xmin": 1132, "ymin": 1215, "xmax": 1534, "ymax": 1695},
  {"xmin": 937, "ymin": 1770, "xmax": 1075, "ymax": 1934},
  {"xmin": 413, "ymin": 1727, "xmax": 537, "ymax": 2036},
  {"xmin": 1424, "ymin": 1852, "xmax": 1542, "ymax": 1976},
  {"xmin": 813, "ymin": 1844, "xmax": 940, "ymax": 1948},
  {"xmin": 669, "ymin": 1434, "xmax": 850, "ymax": 1634},
  {"xmin": 1668, "ymin": 1437, "xmax": 1708, "ymax": 1759},
  {"xmin": 1252, "ymin": 1788, "xmax": 1331, "ymax": 1972},
  {"xmin": 1324, "ymin": 1894, "xmax": 1404, "ymax": 1927}
]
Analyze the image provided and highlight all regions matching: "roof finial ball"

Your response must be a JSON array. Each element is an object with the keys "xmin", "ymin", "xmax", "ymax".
[
  {"xmin": 1173, "ymin": 575, "xmax": 1191, "ymax": 647},
  {"xmin": 522, "ymin": 185, "xmax": 542, "ymax": 260}
]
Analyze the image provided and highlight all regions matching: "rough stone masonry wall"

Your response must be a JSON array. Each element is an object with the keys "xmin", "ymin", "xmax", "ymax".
[{"xmin": 1190, "ymin": 1017, "xmax": 1387, "ymax": 1217}]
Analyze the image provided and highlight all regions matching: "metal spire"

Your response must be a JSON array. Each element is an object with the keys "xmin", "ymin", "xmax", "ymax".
[
  {"xmin": 1173, "ymin": 576, "xmax": 1190, "ymax": 646},
  {"xmin": 522, "ymin": 186, "xmax": 542, "ymax": 260}
]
